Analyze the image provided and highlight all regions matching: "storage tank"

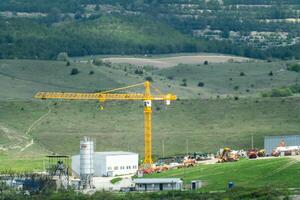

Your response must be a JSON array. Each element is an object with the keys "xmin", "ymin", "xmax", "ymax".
[{"xmin": 80, "ymin": 137, "xmax": 94, "ymax": 189}]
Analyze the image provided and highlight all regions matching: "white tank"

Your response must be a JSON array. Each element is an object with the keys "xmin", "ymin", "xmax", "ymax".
[{"xmin": 80, "ymin": 137, "xmax": 94, "ymax": 175}]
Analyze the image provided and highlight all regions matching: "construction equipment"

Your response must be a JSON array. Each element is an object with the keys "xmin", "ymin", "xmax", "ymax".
[
  {"xmin": 218, "ymin": 147, "xmax": 239, "ymax": 163},
  {"xmin": 247, "ymin": 149, "xmax": 265, "ymax": 159},
  {"xmin": 34, "ymin": 81, "xmax": 176, "ymax": 166}
]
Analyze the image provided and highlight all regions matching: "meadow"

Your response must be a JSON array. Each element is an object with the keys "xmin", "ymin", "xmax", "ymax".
[{"xmin": 146, "ymin": 157, "xmax": 300, "ymax": 191}]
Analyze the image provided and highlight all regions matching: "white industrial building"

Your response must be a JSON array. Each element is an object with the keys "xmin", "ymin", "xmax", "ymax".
[
  {"xmin": 72, "ymin": 151, "xmax": 139, "ymax": 177},
  {"xmin": 133, "ymin": 178, "xmax": 183, "ymax": 191}
]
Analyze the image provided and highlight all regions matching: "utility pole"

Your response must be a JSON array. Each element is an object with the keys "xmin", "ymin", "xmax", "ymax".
[
  {"xmin": 162, "ymin": 139, "xmax": 165, "ymax": 158},
  {"xmin": 186, "ymin": 139, "xmax": 189, "ymax": 155},
  {"xmin": 251, "ymin": 134, "xmax": 254, "ymax": 149}
]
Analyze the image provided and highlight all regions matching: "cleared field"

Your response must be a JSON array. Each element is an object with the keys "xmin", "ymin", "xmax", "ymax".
[
  {"xmin": 146, "ymin": 157, "xmax": 300, "ymax": 191},
  {"xmin": 103, "ymin": 54, "xmax": 251, "ymax": 68}
]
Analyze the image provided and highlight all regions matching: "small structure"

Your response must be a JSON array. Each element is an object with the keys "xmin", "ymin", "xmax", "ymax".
[
  {"xmin": 72, "ymin": 151, "xmax": 138, "ymax": 177},
  {"xmin": 191, "ymin": 180, "xmax": 202, "ymax": 190},
  {"xmin": 133, "ymin": 178, "xmax": 183, "ymax": 191}
]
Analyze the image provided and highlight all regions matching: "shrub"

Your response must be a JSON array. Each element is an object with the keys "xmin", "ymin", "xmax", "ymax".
[
  {"xmin": 57, "ymin": 52, "xmax": 69, "ymax": 61},
  {"xmin": 268, "ymin": 71, "xmax": 273, "ymax": 76},
  {"xmin": 167, "ymin": 75, "xmax": 174, "ymax": 80},
  {"xmin": 93, "ymin": 59, "xmax": 104, "ymax": 66},
  {"xmin": 134, "ymin": 69, "xmax": 143, "ymax": 75},
  {"xmin": 204, "ymin": 60, "xmax": 209, "ymax": 65},
  {"xmin": 70, "ymin": 68, "xmax": 79, "ymax": 75},
  {"xmin": 233, "ymin": 86, "xmax": 239, "ymax": 91},
  {"xmin": 110, "ymin": 177, "xmax": 122, "ymax": 184},
  {"xmin": 198, "ymin": 82, "xmax": 205, "ymax": 87},
  {"xmin": 89, "ymin": 70, "xmax": 94, "ymax": 75},
  {"xmin": 287, "ymin": 63, "xmax": 300, "ymax": 72},
  {"xmin": 66, "ymin": 61, "xmax": 70, "ymax": 66},
  {"xmin": 240, "ymin": 72, "xmax": 245, "ymax": 76},
  {"xmin": 181, "ymin": 79, "xmax": 187, "ymax": 87},
  {"xmin": 262, "ymin": 87, "xmax": 293, "ymax": 97},
  {"xmin": 145, "ymin": 76, "xmax": 153, "ymax": 82}
]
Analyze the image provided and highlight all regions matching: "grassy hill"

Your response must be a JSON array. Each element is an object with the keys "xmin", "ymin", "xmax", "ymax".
[
  {"xmin": 1, "ymin": 58, "xmax": 300, "ymax": 171},
  {"xmin": 146, "ymin": 157, "xmax": 300, "ymax": 191},
  {"xmin": 154, "ymin": 61, "xmax": 300, "ymax": 96},
  {"xmin": 2, "ymin": 97, "xmax": 300, "ymax": 158}
]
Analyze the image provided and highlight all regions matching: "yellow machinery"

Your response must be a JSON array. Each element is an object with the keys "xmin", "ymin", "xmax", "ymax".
[{"xmin": 34, "ymin": 81, "xmax": 176, "ymax": 166}]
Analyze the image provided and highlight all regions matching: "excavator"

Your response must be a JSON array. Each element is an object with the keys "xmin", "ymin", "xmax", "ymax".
[{"xmin": 218, "ymin": 147, "xmax": 239, "ymax": 163}]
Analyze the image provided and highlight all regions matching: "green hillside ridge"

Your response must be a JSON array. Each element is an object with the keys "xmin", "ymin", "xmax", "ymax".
[
  {"xmin": 1, "ymin": 97, "xmax": 300, "ymax": 157},
  {"xmin": 1, "ymin": 58, "xmax": 300, "ymax": 170},
  {"xmin": 0, "ymin": 15, "xmax": 203, "ymax": 59}
]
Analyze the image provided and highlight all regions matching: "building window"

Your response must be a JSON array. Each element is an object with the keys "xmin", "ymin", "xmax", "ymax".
[
  {"xmin": 129, "ymin": 166, "xmax": 131, "ymax": 169},
  {"xmin": 108, "ymin": 167, "xmax": 112, "ymax": 170},
  {"xmin": 114, "ymin": 166, "xmax": 118, "ymax": 170},
  {"xmin": 139, "ymin": 184, "xmax": 142, "ymax": 188}
]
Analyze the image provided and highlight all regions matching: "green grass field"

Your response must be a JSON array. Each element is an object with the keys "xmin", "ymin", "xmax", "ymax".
[{"xmin": 146, "ymin": 157, "xmax": 300, "ymax": 191}]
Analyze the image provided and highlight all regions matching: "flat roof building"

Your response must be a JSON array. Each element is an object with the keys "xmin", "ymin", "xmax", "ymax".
[
  {"xmin": 72, "ymin": 151, "xmax": 138, "ymax": 177},
  {"xmin": 264, "ymin": 135, "xmax": 300, "ymax": 155},
  {"xmin": 133, "ymin": 178, "xmax": 183, "ymax": 191}
]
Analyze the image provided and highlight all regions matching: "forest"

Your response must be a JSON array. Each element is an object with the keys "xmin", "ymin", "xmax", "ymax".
[{"xmin": 0, "ymin": 0, "xmax": 299, "ymax": 59}]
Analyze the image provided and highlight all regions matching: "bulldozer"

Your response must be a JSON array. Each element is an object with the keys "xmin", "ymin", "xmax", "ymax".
[{"xmin": 218, "ymin": 148, "xmax": 239, "ymax": 163}]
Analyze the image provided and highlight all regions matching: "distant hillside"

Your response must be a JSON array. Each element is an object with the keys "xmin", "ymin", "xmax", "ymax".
[{"xmin": 0, "ymin": 0, "xmax": 300, "ymax": 59}]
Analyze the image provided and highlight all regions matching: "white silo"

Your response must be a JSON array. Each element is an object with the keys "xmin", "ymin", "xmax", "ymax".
[{"xmin": 80, "ymin": 137, "xmax": 94, "ymax": 189}]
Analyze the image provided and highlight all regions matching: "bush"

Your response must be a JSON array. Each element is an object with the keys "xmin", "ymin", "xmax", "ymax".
[
  {"xmin": 93, "ymin": 59, "xmax": 104, "ymax": 66},
  {"xmin": 204, "ymin": 60, "xmax": 209, "ymax": 65},
  {"xmin": 110, "ymin": 177, "xmax": 122, "ymax": 184},
  {"xmin": 167, "ymin": 75, "xmax": 174, "ymax": 80},
  {"xmin": 89, "ymin": 70, "xmax": 94, "ymax": 75},
  {"xmin": 134, "ymin": 69, "xmax": 143, "ymax": 75},
  {"xmin": 240, "ymin": 72, "xmax": 245, "ymax": 76},
  {"xmin": 57, "ymin": 52, "xmax": 69, "ymax": 61},
  {"xmin": 268, "ymin": 71, "xmax": 273, "ymax": 76},
  {"xmin": 66, "ymin": 61, "xmax": 70, "ymax": 66},
  {"xmin": 287, "ymin": 63, "xmax": 300, "ymax": 72},
  {"xmin": 198, "ymin": 82, "xmax": 205, "ymax": 87},
  {"xmin": 262, "ymin": 87, "xmax": 293, "ymax": 97},
  {"xmin": 233, "ymin": 86, "xmax": 239, "ymax": 91},
  {"xmin": 70, "ymin": 68, "xmax": 79, "ymax": 75},
  {"xmin": 145, "ymin": 76, "xmax": 153, "ymax": 82}
]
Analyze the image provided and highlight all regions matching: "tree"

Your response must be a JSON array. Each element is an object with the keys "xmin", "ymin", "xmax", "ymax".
[
  {"xmin": 57, "ymin": 52, "xmax": 69, "ymax": 61},
  {"xmin": 198, "ymin": 82, "xmax": 205, "ymax": 87},
  {"xmin": 70, "ymin": 68, "xmax": 79, "ymax": 75},
  {"xmin": 145, "ymin": 76, "xmax": 153, "ymax": 82},
  {"xmin": 268, "ymin": 71, "xmax": 273, "ymax": 76}
]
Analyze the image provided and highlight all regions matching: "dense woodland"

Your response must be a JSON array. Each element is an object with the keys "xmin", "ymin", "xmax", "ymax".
[{"xmin": 0, "ymin": 0, "xmax": 300, "ymax": 59}]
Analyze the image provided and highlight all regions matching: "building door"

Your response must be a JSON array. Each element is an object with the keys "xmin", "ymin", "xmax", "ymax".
[
  {"xmin": 159, "ymin": 183, "xmax": 163, "ymax": 191},
  {"xmin": 192, "ymin": 182, "xmax": 196, "ymax": 190}
]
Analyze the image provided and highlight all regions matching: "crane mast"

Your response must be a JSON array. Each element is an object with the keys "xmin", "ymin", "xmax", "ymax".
[{"xmin": 34, "ymin": 81, "xmax": 176, "ymax": 165}]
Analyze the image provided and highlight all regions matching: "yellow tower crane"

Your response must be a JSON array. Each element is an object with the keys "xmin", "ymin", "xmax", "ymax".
[{"xmin": 34, "ymin": 81, "xmax": 176, "ymax": 166}]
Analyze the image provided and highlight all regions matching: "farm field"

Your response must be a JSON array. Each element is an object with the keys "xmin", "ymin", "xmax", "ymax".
[
  {"xmin": 145, "ymin": 157, "xmax": 300, "ymax": 191},
  {"xmin": 102, "ymin": 54, "xmax": 251, "ymax": 68}
]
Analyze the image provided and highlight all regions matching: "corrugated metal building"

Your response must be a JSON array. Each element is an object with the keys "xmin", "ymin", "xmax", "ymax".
[
  {"xmin": 264, "ymin": 135, "xmax": 300, "ymax": 155},
  {"xmin": 133, "ymin": 178, "xmax": 183, "ymax": 191}
]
